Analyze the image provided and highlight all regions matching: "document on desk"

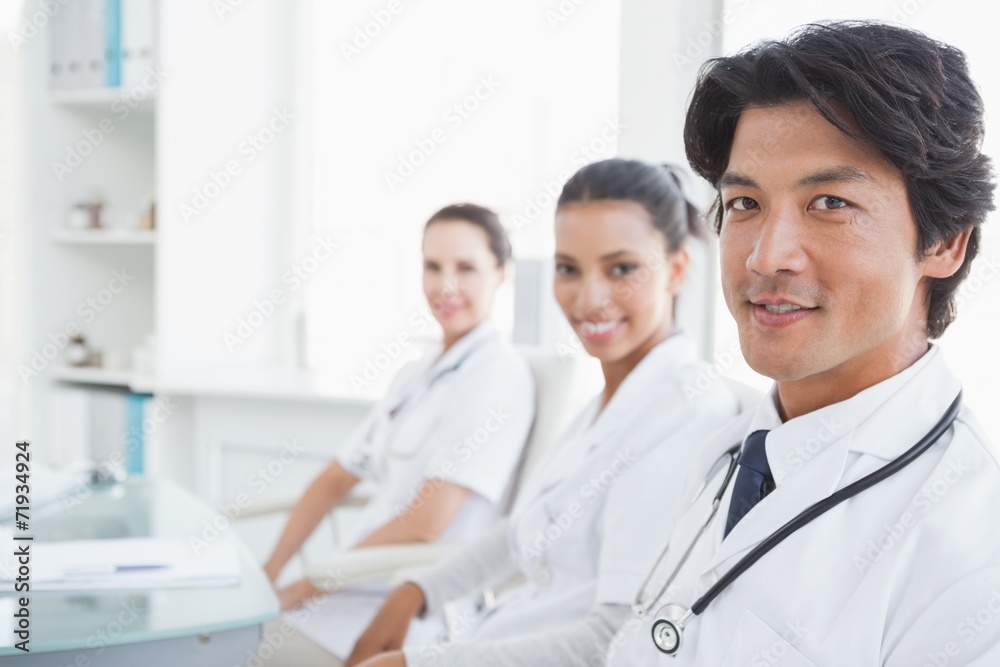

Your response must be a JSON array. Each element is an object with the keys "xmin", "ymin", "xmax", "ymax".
[{"xmin": 0, "ymin": 537, "xmax": 242, "ymax": 591}]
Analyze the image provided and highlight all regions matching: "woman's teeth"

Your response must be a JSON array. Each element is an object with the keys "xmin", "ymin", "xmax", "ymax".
[{"xmin": 580, "ymin": 320, "xmax": 619, "ymax": 335}]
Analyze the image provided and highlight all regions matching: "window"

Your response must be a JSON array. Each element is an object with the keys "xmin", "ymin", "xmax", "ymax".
[{"xmin": 303, "ymin": 0, "xmax": 621, "ymax": 387}]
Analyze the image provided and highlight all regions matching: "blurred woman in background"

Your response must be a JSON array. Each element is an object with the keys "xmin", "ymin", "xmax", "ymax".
[{"xmin": 263, "ymin": 203, "xmax": 536, "ymax": 663}]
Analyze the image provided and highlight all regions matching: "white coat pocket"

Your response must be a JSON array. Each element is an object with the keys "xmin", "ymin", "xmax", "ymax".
[{"xmin": 719, "ymin": 609, "xmax": 818, "ymax": 667}]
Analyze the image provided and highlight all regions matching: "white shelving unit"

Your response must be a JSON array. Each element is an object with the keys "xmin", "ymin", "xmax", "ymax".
[
  {"xmin": 48, "ymin": 365, "xmax": 135, "ymax": 388},
  {"xmin": 25, "ymin": 0, "xmax": 160, "ymax": 473},
  {"xmin": 49, "ymin": 228, "xmax": 156, "ymax": 245},
  {"xmin": 50, "ymin": 88, "xmax": 157, "ymax": 108},
  {"xmin": 25, "ymin": 0, "xmax": 316, "ymax": 495}
]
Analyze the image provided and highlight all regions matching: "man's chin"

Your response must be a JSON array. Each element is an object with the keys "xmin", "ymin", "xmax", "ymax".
[{"xmin": 743, "ymin": 351, "xmax": 818, "ymax": 384}]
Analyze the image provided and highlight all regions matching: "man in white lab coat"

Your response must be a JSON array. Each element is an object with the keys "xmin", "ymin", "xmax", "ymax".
[{"xmin": 608, "ymin": 21, "xmax": 1000, "ymax": 666}]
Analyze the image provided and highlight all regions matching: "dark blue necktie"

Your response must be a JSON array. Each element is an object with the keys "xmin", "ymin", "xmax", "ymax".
[{"xmin": 724, "ymin": 430, "xmax": 775, "ymax": 538}]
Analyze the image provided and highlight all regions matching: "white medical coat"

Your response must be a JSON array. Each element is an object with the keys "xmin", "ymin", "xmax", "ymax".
[
  {"xmin": 463, "ymin": 332, "xmax": 739, "ymax": 643},
  {"xmin": 337, "ymin": 320, "xmax": 535, "ymax": 548},
  {"xmin": 607, "ymin": 346, "xmax": 1000, "ymax": 666}
]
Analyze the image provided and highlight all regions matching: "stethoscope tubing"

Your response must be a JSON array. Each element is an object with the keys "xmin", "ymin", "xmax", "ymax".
[
  {"xmin": 633, "ymin": 446, "xmax": 740, "ymax": 616},
  {"xmin": 640, "ymin": 391, "xmax": 962, "ymax": 621},
  {"xmin": 690, "ymin": 390, "xmax": 963, "ymax": 615},
  {"xmin": 647, "ymin": 390, "xmax": 964, "ymax": 656}
]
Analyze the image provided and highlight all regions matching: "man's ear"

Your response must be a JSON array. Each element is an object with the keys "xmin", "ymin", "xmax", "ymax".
[{"xmin": 923, "ymin": 229, "xmax": 972, "ymax": 279}]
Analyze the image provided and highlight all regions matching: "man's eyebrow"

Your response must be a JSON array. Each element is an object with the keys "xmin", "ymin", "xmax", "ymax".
[
  {"xmin": 796, "ymin": 165, "xmax": 873, "ymax": 187},
  {"xmin": 719, "ymin": 172, "xmax": 759, "ymax": 189},
  {"xmin": 554, "ymin": 250, "xmax": 633, "ymax": 261}
]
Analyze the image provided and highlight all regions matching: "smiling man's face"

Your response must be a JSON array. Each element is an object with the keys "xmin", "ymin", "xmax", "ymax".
[{"xmin": 719, "ymin": 100, "xmax": 941, "ymax": 415}]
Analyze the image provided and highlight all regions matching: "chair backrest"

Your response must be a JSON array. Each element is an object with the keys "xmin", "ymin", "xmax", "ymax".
[
  {"xmin": 721, "ymin": 376, "xmax": 766, "ymax": 413},
  {"xmin": 503, "ymin": 348, "xmax": 603, "ymax": 511}
]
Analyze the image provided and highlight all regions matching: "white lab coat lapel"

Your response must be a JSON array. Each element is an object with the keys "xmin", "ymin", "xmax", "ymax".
[
  {"xmin": 586, "ymin": 333, "xmax": 700, "ymax": 454},
  {"xmin": 638, "ymin": 412, "xmax": 751, "ymax": 606},
  {"xmin": 421, "ymin": 320, "xmax": 498, "ymax": 391},
  {"xmin": 513, "ymin": 334, "xmax": 695, "ymax": 515},
  {"xmin": 516, "ymin": 398, "xmax": 600, "ymax": 503},
  {"xmin": 513, "ymin": 366, "xmax": 654, "ymax": 508},
  {"xmin": 701, "ymin": 347, "xmax": 958, "ymax": 579},
  {"xmin": 702, "ymin": 434, "xmax": 852, "ymax": 576},
  {"xmin": 373, "ymin": 320, "xmax": 499, "ymax": 460},
  {"xmin": 846, "ymin": 349, "xmax": 961, "ymax": 462}
]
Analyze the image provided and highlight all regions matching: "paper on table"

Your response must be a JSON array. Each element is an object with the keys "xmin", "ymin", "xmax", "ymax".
[{"xmin": 0, "ymin": 537, "xmax": 242, "ymax": 592}]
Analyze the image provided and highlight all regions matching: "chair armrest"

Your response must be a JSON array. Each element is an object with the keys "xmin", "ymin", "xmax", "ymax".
[
  {"xmin": 236, "ymin": 490, "xmax": 374, "ymax": 520},
  {"xmin": 237, "ymin": 495, "xmax": 299, "ymax": 519},
  {"xmin": 304, "ymin": 541, "xmax": 465, "ymax": 591}
]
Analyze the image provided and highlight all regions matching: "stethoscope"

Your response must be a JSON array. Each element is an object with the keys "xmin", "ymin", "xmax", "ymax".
[
  {"xmin": 351, "ymin": 330, "xmax": 494, "ymax": 468},
  {"xmin": 633, "ymin": 391, "xmax": 963, "ymax": 657}
]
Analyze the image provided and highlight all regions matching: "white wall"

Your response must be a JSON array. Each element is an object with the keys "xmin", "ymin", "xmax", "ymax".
[
  {"xmin": 306, "ymin": 0, "xmax": 623, "ymax": 380},
  {"xmin": 156, "ymin": 0, "xmax": 295, "ymax": 377},
  {"xmin": 618, "ymin": 0, "xmax": 726, "ymax": 359}
]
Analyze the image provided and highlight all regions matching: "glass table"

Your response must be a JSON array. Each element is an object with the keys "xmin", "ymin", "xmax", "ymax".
[{"xmin": 0, "ymin": 476, "xmax": 279, "ymax": 665}]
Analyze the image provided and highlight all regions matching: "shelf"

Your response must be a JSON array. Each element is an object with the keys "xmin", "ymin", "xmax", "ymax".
[
  {"xmin": 50, "ymin": 365, "xmax": 379, "ymax": 406},
  {"xmin": 136, "ymin": 368, "xmax": 381, "ymax": 406},
  {"xmin": 50, "ymin": 87, "xmax": 158, "ymax": 108},
  {"xmin": 50, "ymin": 366, "xmax": 136, "ymax": 388},
  {"xmin": 50, "ymin": 229, "xmax": 156, "ymax": 245}
]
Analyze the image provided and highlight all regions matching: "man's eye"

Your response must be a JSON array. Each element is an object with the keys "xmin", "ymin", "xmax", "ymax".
[
  {"xmin": 729, "ymin": 196, "xmax": 758, "ymax": 211},
  {"xmin": 813, "ymin": 195, "xmax": 848, "ymax": 210}
]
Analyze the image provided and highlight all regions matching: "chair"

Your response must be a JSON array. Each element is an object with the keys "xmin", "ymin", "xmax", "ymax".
[{"xmin": 240, "ymin": 347, "xmax": 601, "ymax": 591}]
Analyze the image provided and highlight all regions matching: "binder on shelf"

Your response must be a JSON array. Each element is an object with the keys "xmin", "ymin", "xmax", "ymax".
[
  {"xmin": 49, "ymin": 0, "xmax": 135, "ymax": 94},
  {"xmin": 49, "ymin": 0, "xmax": 84, "ymax": 90},
  {"xmin": 78, "ymin": 0, "xmax": 106, "ymax": 89},
  {"xmin": 125, "ymin": 393, "xmax": 150, "ymax": 475},
  {"xmin": 121, "ymin": 0, "xmax": 155, "ymax": 89},
  {"xmin": 104, "ymin": 0, "xmax": 123, "ymax": 87}
]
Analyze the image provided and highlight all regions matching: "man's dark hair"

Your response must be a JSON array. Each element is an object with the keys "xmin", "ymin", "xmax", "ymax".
[{"xmin": 684, "ymin": 21, "xmax": 995, "ymax": 339}]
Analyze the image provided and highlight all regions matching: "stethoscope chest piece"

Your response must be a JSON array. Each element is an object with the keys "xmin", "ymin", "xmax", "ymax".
[{"xmin": 652, "ymin": 604, "xmax": 692, "ymax": 656}]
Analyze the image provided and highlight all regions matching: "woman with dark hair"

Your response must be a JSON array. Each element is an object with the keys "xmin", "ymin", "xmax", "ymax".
[
  {"xmin": 345, "ymin": 158, "xmax": 739, "ymax": 667},
  {"xmin": 262, "ymin": 203, "xmax": 536, "ymax": 660}
]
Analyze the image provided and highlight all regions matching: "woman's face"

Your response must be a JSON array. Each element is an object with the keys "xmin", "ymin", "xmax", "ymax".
[
  {"xmin": 422, "ymin": 219, "xmax": 505, "ymax": 342},
  {"xmin": 554, "ymin": 200, "xmax": 689, "ymax": 364}
]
